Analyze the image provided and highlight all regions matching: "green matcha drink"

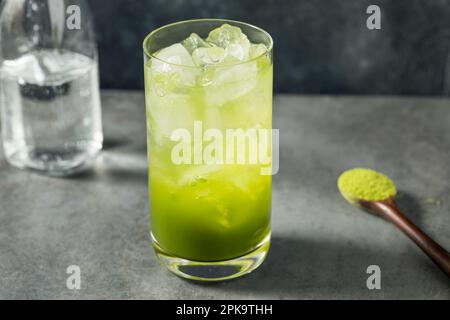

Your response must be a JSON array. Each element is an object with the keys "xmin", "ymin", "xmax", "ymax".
[{"xmin": 143, "ymin": 20, "xmax": 273, "ymax": 280}]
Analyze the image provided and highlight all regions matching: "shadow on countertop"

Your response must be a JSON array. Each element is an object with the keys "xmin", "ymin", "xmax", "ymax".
[
  {"xmin": 186, "ymin": 235, "xmax": 449, "ymax": 298},
  {"xmin": 395, "ymin": 191, "xmax": 430, "ymax": 227},
  {"xmin": 66, "ymin": 150, "xmax": 148, "ymax": 186}
]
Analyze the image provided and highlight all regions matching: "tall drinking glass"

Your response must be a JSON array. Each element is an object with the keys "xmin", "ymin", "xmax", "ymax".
[{"xmin": 143, "ymin": 19, "xmax": 273, "ymax": 281}]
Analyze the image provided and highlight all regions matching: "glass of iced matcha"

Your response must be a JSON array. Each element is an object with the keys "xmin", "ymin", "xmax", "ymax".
[{"xmin": 143, "ymin": 19, "xmax": 273, "ymax": 281}]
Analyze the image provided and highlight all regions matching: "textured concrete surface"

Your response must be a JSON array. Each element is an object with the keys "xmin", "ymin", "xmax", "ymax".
[{"xmin": 0, "ymin": 91, "xmax": 449, "ymax": 299}]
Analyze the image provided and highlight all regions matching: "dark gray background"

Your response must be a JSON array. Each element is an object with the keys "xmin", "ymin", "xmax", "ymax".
[
  {"xmin": 88, "ymin": 0, "xmax": 450, "ymax": 95},
  {"xmin": 5, "ymin": 0, "xmax": 450, "ymax": 95}
]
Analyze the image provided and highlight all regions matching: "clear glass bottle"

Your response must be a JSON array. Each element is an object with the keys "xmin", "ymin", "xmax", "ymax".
[{"xmin": 0, "ymin": 0, "xmax": 102, "ymax": 176}]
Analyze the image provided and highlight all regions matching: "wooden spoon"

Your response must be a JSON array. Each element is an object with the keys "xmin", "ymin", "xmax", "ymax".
[
  {"xmin": 360, "ymin": 197, "xmax": 450, "ymax": 278},
  {"xmin": 338, "ymin": 168, "xmax": 450, "ymax": 278}
]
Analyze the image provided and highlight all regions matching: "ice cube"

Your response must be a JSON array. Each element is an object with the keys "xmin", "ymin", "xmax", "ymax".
[
  {"xmin": 146, "ymin": 91, "xmax": 197, "ymax": 144},
  {"xmin": 192, "ymin": 46, "xmax": 227, "ymax": 67},
  {"xmin": 182, "ymin": 33, "xmax": 210, "ymax": 53},
  {"xmin": 152, "ymin": 43, "xmax": 195, "ymax": 70},
  {"xmin": 207, "ymin": 24, "xmax": 251, "ymax": 61},
  {"xmin": 249, "ymin": 43, "xmax": 268, "ymax": 59},
  {"xmin": 151, "ymin": 43, "xmax": 197, "ymax": 88},
  {"xmin": 203, "ymin": 60, "xmax": 257, "ymax": 106},
  {"xmin": 226, "ymin": 43, "xmax": 248, "ymax": 61},
  {"xmin": 214, "ymin": 60, "xmax": 257, "ymax": 83}
]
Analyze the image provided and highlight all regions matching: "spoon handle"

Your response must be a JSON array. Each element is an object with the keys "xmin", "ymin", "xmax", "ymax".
[{"xmin": 371, "ymin": 201, "xmax": 450, "ymax": 278}]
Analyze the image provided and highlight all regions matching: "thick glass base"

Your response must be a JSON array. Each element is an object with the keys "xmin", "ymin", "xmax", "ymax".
[
  {"xmin": 152, "ymin": 233, "xmax": 270, "ymax": 282},
  {"xmin": 4, "ymin": 143, "xmax": 101, "ymax": 177}
]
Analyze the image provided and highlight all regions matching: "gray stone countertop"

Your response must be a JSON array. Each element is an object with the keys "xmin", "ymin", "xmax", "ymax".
[{"xmin": 0, "ymin": 91, "xmax": 449, "ymax": 299}]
